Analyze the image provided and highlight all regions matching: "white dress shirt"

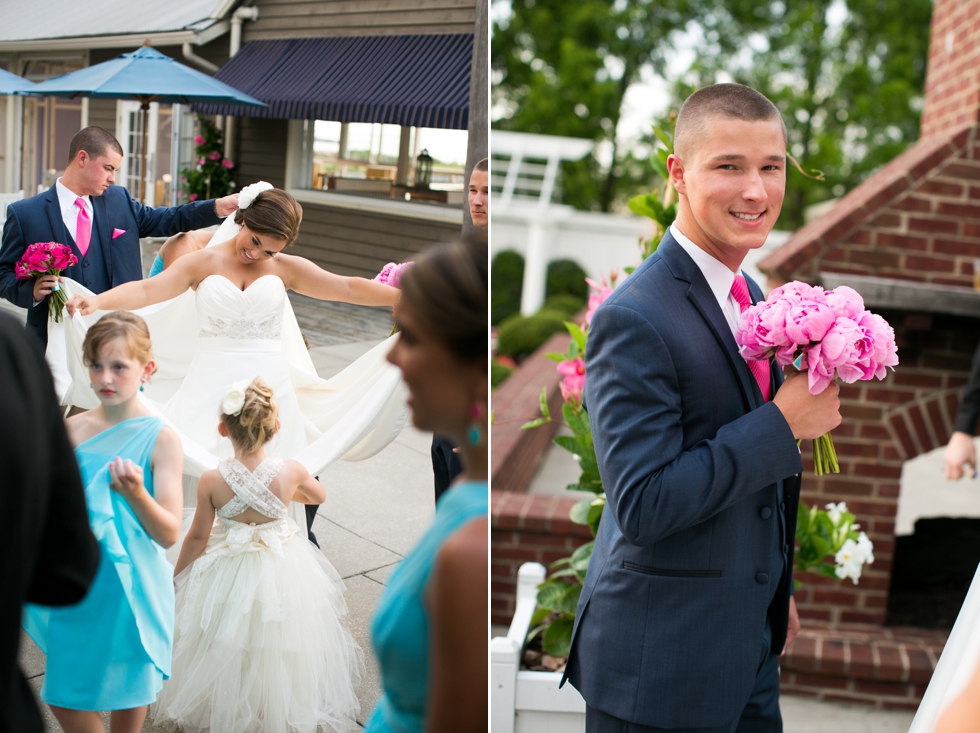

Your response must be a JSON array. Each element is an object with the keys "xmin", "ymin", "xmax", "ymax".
[
  {"xmin": 669, "ymin": 224, "xmax": 744, "ymax": 337},
  {"xmin": 55, "ymin": 177, "xmax": 92, "ymax": 245}
]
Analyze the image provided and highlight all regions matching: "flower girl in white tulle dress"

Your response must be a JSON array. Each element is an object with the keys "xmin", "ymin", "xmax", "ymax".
[{"xmin": 152, "ymin": 377, "xmax": 363, "ymax": 733}]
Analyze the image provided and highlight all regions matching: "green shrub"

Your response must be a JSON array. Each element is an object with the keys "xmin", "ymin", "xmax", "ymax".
[
  {"xmin": 546, "ymin": 259, "xmax": 588, "ymax": 301},
  {"xmin": 491, "ymin": 250, "xmax": 525, "ymax": 326},
  {"xmin": 543, "ymin": 294, "xmax": 587, "ymax": 318},
  {"xmin": 496, "ymin": 309, "xmax": 567, "ymax": 361},
  {"xmin": 491, "ymin": 359, "xmax": 513, "ymax": 389}
]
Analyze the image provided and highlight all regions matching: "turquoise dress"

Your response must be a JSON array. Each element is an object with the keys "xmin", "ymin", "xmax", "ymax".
[
  {"xmin": 147, "ymin": 253, "xmax": 164, "ymax": 277},
  {"xmin": 23, "ymin": 416, "xmax": 175, "ymax": 710},
  {"xmin": 366, "ymin": 480, "xmax": 488, "ymax": 733}
]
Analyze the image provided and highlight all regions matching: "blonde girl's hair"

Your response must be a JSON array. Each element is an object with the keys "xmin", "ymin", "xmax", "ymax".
[
  {"xmin": 82, "ymin": 311, "xmax": 156, "ymax": 374},
  {"xmin": 220, "ymin": 377, "xmax": 278, "ymax": 454}
]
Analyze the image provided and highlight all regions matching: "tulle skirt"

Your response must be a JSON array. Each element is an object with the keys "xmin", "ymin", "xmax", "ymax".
[{"xmin": 151, "ymin": 516, "xmax": 363, "ymax": 733}]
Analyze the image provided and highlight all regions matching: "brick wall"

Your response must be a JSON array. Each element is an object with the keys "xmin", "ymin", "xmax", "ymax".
[
  {"xmin": 920, "ymin": 0, "xmax": 980, "ymax": 140},
  {"xmin": 491, "ymin": 490, "xmax": 593, "ymax": 626},
  {"xmin": 793, "ymin": 313, "xmax": 976, "ymax": 625}
]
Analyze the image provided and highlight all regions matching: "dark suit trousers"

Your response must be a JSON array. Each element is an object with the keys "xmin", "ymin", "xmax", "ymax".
[
  {"xmin": 585, "ymin": 620, "xmax": 781, "ymax": 733},
  {"xmin": 431, "ymin": 435, "xmax": 462, "ymax": 503}
]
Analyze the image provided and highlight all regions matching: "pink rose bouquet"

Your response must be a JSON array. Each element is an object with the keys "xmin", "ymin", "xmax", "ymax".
[
  {"xmin": 373, "ymin": 261, "xmax": 414, "ymax": 288},
  {"xmin": 735, "ymin": 281, "xmax": 898, "ymax": 475},
  {"xmin": 14, "ymin": 242, "xmax": 77, "ymax": 322}
]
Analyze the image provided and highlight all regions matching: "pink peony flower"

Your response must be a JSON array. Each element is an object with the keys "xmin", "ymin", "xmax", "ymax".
[
  {"xmin": 189, "ymin": 193, "xmax": 199, "ymax": 201},
  {"xmin": 558, "ymin": 357, "xmax": 586, "ymax": 404},
  {"xmin": 782, "ymin": 300, "xmax": 836, "ymax": 346},
  {"xmin": 194, "ymin": 135, "xmax": 205, "ymax": 146},
  {"xmin": 373, "ymin": 261, "xmax": 414, "ymax": 288},
  {"xmin": 222, "ymin": 159, "xmax": 234, "ymax": 168},
  {"xmin": 824, "ymin": 285, "xmax": 865, "ymax": 320}
]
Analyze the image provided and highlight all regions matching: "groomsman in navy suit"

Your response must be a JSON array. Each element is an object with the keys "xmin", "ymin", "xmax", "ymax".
[
  {"xmin": 563, "ymin": 85, "xmax": 842, "ymax": 732},
  {"xmin": 0, "ymin": 126, "xmax": 238, "ymax": 347}
]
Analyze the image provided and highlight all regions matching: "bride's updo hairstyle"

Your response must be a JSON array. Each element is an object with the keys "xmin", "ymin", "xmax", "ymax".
[
  {"xmin": 221, "ymin": 377, "xmax": 279, "ymax": 454},
  {"xmin": 82, "ymin": 311, "xmax": 156, "ymax": 373},
  {"xmin": 234, "ymin": 189, "xmax": 303, "ymax": 247},
  {"xmin": 399, "ymin": 237, "xmax": 487, "ymax": 364}
]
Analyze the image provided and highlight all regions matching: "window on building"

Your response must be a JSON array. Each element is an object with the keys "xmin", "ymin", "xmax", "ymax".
[{"xmin": 294, "ymin": 120, "xmax": 468, "ymax": 207}]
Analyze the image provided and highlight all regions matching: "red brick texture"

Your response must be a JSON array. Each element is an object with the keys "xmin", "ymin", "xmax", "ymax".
[
  {"xmin": 781, "ymin": 622, "xmax": 948, "ymax": 708},
  {"xmin": 491, "ymin": 331, "xmax": 570, "ymax": 493},
  {"xmin": 491, "ymin": 490, "xmax": 592, "ymax": 625},
  {"xmin": 920, "ymin": 0, "xmax": 980, "ymax": 140}
]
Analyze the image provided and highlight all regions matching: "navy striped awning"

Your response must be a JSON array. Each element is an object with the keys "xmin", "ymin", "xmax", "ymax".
[{"xmin": 194, "ymin": 34, "xmax": 472, "ymax": 130}]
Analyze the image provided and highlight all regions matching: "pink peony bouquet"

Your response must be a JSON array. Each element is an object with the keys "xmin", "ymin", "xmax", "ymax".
[
  {"xmin": 14, "ymin": 242, "xmax": 77, "ymax": 322},
  {"xmin": 373, "ymin": 261, "xmax": 414, "ymax": 288},
  {"xmin": 735, "ymin": 281, "xmax": 898, "ymax": 475}
]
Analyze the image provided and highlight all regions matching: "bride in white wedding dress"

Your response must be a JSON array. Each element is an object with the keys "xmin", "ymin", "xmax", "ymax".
[{"xmin": 58, "ymin": 183, "xmax": 407, "ymax": 522}]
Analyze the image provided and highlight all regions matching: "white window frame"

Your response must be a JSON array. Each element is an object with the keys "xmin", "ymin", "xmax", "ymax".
[{"xmin": 283, "ymin": 119, "xmax": 462, "ymax": 225}]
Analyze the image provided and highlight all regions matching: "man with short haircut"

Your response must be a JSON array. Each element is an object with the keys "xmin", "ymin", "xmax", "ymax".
[
  {"xmin": 0, "ymin": 126, "xmax": 238, "ymax": 347},
  {"xmin": 468, "ymin": 157, "xmax": 488, "ymax": 230},
  {"xmin": 563, "ymin": 84, "xmax": 842, "ymax": 732}
]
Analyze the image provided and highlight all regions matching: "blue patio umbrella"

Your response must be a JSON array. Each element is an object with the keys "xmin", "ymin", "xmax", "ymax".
[
  {"xmin": 31, "ymin": 42, "xmax": 265, "ymax": 200},
  {"xmin": 0, "ymin": 67, "xmax": 36, "ymax": 94}
]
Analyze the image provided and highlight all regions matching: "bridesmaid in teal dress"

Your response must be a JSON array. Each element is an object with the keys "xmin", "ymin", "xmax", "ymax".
[
  {"xmin": 369, "ymin": 238, "xmax": 488, "ymax": 733},
  {"xmin": 23, "ymin": 311, "xmax": 183, "ymax": 733}
]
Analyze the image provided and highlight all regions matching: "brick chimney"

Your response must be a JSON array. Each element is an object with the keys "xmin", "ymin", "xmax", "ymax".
[{"xmin": 920, "ymin": 0, "xmax": 980, "ymax": 140}]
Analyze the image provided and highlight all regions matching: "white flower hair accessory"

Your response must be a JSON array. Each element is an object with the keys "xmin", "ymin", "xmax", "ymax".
[
  {"xmin": 222, "ymin": 378, "xmax": 252, "ymax": 416},
  {"xmin": 237, "ymin": 181, "xmax": 274, "ymax": 211}
]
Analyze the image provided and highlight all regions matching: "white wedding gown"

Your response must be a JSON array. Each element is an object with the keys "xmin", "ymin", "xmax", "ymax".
[
  {"xmin": 908, "ymin": 563, "xmax": 980, "ymax": 732},
  {"xmin": 151, "ymin": 456, "xmax": 362, "ymax": 733},
  {"xmin": 45, "ymin": 216, "xmax": 408, "ymax": 525}
]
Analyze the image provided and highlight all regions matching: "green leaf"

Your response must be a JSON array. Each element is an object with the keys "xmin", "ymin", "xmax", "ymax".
[
  {"xmin": 541, "ymin": 617, "xmax": 574, "ymax": 657},
  {"xmin": 569, "ymin": 498, "xmax": 594, "ymax": 525},
  {"xmin": 570, "ymin": 541, "xmax": 594, "ymax": 573},
  {"xmin": 650, "ymin": 157, "xmax": 669, "ymax": 181},
  {"xmin": 652, "ymin": 125, "xmax": 674, "ymax": 152},
  {"xmin": 565, "ymin": 481, "xmax": 603, "ymax": 494},
  {"xmin": 539, "ymin": 387, "xmax": 551, "ymax": 421},
  {"xmin": 521, "ymin": 417, "xmax": 550, "ymax": 430},
  {"xmin": 536, "ymin": 580, "xmax": 574, "ymax": 611},
  {"xmin": 545, "ymin": 352, "xmax": 568, "ymax": 362},
  {"xmin": 563, "ymin": 402, "xmax": 589, "ymax": 439},
  {"xmin": 530, "ymin": 606, "xmax": 551, "ymax": 626},
  {"xmin": 587, "ymin": 503, "xmax": 604, "ymax": 535},
  {"xmin": 565, "ymin": 321, "xmax": 587, "ymax": 352},
  {"xmin": 554, "ymin": 435, "xmax": 590, "ymax": 458},
  {"xmin": 556, "ymin": 584, "xmax": 582, "ymax": 615}
]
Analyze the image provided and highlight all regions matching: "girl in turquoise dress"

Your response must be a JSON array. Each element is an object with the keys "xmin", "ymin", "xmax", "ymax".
[
  {"xmin": 23, "ymin": 311, "xmax": 184, "ymax": 733},
  {"xmin": 369, "ymin": 239, "xmax": 488, "ymax": 733}
]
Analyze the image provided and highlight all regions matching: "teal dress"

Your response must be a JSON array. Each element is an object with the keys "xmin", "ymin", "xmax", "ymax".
[
  {"xmin": 366, "ymin": 480, "xmax": 487, "ymax": 733},
  {"xmin": 147, "ymin": 253, "xmax": 164, "ymax": 277},
  {"xmin": 23, "ymin": 416, "xmax": 175, "ymax": 710}
]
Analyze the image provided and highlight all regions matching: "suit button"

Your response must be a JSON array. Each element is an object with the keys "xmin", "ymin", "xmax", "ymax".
[
  {"xmin": 756, "ymin": 572, "xmax": 769, "ymax": 584},
  {"xmin": 82, "ymin": 260, "xmax": 90, "ymax": 268},
  {"xmin": 759, "ymin": 507, "xmax": 772, "ymax": 519}
]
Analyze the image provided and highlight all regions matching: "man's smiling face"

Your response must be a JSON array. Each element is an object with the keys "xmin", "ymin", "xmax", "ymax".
[{"xmin": 668, "ymin": 116, "xmax": 786, "ymax": 270}]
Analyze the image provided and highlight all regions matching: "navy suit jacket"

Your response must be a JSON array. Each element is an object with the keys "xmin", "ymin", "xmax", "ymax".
[
  {"xmin": 563, "ymin": 232, "xmax": 804, "ymax": 728},
  {"xmin": 0, "ymin": 185, "xmax": 222, "ymax": 346}
]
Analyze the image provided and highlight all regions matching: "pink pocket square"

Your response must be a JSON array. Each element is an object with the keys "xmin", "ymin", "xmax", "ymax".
[{"xmin": 112, "ymin": 228, "xmax": 126, "ymax": 239}]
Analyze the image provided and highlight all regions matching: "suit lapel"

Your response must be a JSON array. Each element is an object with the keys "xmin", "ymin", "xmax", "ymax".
[
  {"xmin": 658, "ymin": 235, "xmax": 761, "ymax": 411},
  {"xmin": 43, "ymin": 187, "xmax": 68, "ymax": 246}
]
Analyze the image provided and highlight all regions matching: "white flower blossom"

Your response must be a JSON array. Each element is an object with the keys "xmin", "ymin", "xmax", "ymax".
[
  {"xmin": 825, "ymin": 501, "xmax": 848, "ymax": 525},
  {"xmin": 237, "ymin": 181, "xmax": 273, "ymax": 210},
  {"xmin": 834, "ymin": 531, "xmax": 875, "ymax": 584},
  {"xmin": 221, "ymin": 378, "xmax": 252, "ymax": 416}
]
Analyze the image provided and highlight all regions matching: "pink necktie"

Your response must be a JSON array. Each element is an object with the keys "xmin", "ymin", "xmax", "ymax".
[
  {"xmin": 730, "ymin": 274, "xmax": 771, "ymax": 401},
  {"xmin": 75, "ymin": 197, "xmax": 91, "ymax": 257}
]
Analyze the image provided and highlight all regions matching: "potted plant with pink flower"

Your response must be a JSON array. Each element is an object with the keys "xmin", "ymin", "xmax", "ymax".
[{"xmin": 179, "ymin": 116, "xmax": 236, "ymax": 203}]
